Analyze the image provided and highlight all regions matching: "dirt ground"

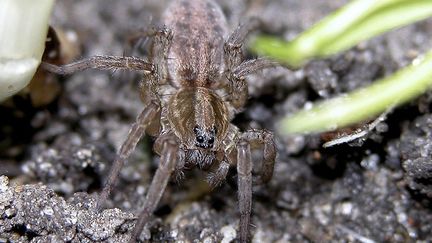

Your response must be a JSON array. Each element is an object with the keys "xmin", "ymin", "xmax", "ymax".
[{"xmin": 1, "ymin": 0, "xmax": 432, "ymax": 242}]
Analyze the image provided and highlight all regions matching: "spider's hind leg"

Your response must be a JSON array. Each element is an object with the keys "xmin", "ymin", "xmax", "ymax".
[
  {"xmin": 224, "ymin": 17, "xmax": 261, "ymax": 71},
  {"xmin": 224, "ymin": 18, "xmax": 279, "ymax": 110}
]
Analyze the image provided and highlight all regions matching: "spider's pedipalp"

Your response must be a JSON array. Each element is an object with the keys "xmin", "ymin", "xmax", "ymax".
[{"xmin": 207, "ymin": 159, "xmax": 230, "ymax": 188}]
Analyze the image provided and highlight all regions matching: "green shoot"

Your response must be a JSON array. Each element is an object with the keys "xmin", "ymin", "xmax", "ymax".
[
  {"xmin": 279, "ymin": 51, "xmax": 432, "ymax": 133},
  {"xmin": 250, "ymin": 0, "xmax": 432, "ymax": 135},
  {"xmin": 251, "ymin": 0, "xmax": 432, "ymax": 67}
]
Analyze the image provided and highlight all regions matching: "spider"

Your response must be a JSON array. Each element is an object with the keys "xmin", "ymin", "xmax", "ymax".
[{"xmin": 43, "ymin": 0, "xmax": 277, "ymax": 242}]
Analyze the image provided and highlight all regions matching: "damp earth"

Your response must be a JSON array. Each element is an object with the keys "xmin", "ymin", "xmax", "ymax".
[{"xmin": 1, "ymin": 0, "xmax": 432, "ymax": 242}]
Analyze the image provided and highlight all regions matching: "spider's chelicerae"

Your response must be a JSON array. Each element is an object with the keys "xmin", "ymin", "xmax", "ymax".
[{"xmin": 43, "ymin": 0, "xmax": 277, "ymax": 242}]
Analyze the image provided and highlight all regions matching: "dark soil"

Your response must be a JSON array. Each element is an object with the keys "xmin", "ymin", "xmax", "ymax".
[{"xmin": 1, "ymin": 0, "xmax": 431, "ymax": 242}]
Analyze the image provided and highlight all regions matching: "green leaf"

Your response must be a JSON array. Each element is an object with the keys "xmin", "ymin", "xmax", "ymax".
[
  {"xmin": 279, "ymin": 51, "xmax": 432, "ymax": 134},
  {"xmin": 251, "ymin": 0, "xmax": 432, "ymax": 67}
]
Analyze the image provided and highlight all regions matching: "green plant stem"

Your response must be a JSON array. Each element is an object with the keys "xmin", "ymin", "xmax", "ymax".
[
  {"xmin": 251, "ymin": 0, "xmax": 432, "ymax": 67},
  {"xmin": 279, "ymin": 51, "xmax": 432, "ymax": 134}
]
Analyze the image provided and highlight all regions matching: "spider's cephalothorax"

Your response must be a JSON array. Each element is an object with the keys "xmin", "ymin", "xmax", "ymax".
[
  {"xmin": 167, "ymin": 88, "xmax": 229, "ymax": 150},
  {"xmin": 43, "ymin": 0, "xmax": 277, "ymax": 242}
]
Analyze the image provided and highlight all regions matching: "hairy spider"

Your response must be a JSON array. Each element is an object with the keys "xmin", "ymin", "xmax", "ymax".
[{"xmin": 43, "ymin": 0, "xmax": 277, "ymax": 242}]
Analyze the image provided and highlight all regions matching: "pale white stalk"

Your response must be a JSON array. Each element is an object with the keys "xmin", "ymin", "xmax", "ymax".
[{"xmin": 0, "ymin": 0, "xmax": 55, "ymax": 101}]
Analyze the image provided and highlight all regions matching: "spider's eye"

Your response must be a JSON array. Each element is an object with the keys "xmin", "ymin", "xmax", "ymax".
[
  {"xmin": 208, "ymin": 137, "xmax": 214, "ymax": 144},
  {"xmin": 194, "ymin": 125, "xmax": 200, "ymax": 134},
  {"xmin": 196, "ymin": 136, "xmax": 204, "ymax": 143}
]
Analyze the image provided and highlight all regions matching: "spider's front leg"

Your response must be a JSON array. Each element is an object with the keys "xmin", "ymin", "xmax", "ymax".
[
  {"xmin": 97, "ymin": 101, "xmax": 160, "ymax": 210},
  {"xmin": 237, "ymin": 139, "xmax": 253, "ymax": 243},
  {"xmin": 242, "ymin": 129, "xmax": 276, "ymax": 184},
  {"xmin": 42, "ymin": 27, "xmax": 174, "ymax": 211},
  {"xmin": 129, "ymin": 134, "xmax": 180, "ymax": 243},
  {"xmin": 237, "ymin": 129, "xmax": 276, "ymax": 243},
  {"xmin": 42, "ymin": 55, "xmax": 160, "ymax": 210}
]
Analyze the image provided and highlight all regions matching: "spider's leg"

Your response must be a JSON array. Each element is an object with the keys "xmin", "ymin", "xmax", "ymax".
[
  {"xmin": 242, "ymin": 129, "xmax": 276, "ymax": 185},
  {"xmin": 237, "ymin": 140, "xmax": 252, "ymax": 243},
  {"xmin": 42, "ymin": 55, "xmax": 154, "ymax": 74},
  {"xmin": 226, "ymin": 58, "xmax": 278, "ymax": 109},
  {"xmin": 224, "ymin": 17, "xmax": 261, "ymax": 71},
  {"xmin": 96, "ymin": 101, "xmax": 160, "ymax": 210},
  {"xmin": 125, "ymin": 26, "xmax": 171, "ymax": 54},
  {"xmin": 224, "ymin": 18, "xmax": 278, "ymax": 110},
  {"xmin": 236, "ymin": 129, "xmax": 276, "ymax": 242},
  {"xmin": 129, "ymin": 136, "xmax": 179, "ymax": 243},
  {"xmin": 123, "ymin": 28, "xmax": 156, "ymax": 56},
  {"xmin": 223, "ymin": 18, "xmax": 259, "ymax": 109},
  {"xmin": 207, "ymin": 125, "xmax": 238, "ymax": 188},
  {"xmin": 118, "ymin": 27, "xmax": 158, "ymax": 84},
  {"xmin": 149, "ymin": 27, "xmax": 173, "ymax": 84},
  {"xmin": 97, "ymin": 52, "xmax": 163, "ymax": 210},
  {"xmin": 138, "ymin": 27, "xmax": 172, "ymax": 106},
  {"xmin": 233, "ymin": 58, "xmax": 279, "ymax": 80}
]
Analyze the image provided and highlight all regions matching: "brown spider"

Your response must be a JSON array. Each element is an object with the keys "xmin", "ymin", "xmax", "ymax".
[{"xmin": 43, "ymin": 0, "xmax": 277, "ymax": 242}]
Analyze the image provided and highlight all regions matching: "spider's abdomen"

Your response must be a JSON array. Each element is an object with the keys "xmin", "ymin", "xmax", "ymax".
[{"xmin": 163, "ymin": 0, "xmax": 228, "ymax": 88}]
